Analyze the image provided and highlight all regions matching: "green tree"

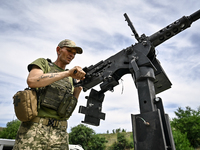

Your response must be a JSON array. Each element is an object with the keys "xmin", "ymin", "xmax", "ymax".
[
  {"xmin": 171, "ymin": 106, "xmax": 200, "ymax": 148},
  {"xmin": 122, "ymin": 129, "xmax": 126, "ymax": 132},
  {"xmin": 172, "ymin": 129, "xmax": 194, "ymax": 150},
  {"xmin": 69, "ymin": 124, "xmax": 107, "ymax": 150},
  {"xmin": 107, "ymin": 130, "xmax": 109, "ymax": 134},
  {"xmin": 112, "ymin": 129, "xmax": 115, "ymax": 134},
  {"xmin": 0, "ymin": 119, "xmax": 21, "ymax": 139},
  {"xmin": 109, "ymin": 132, "xmax": 133, "ymax": 150},
  {"xmin": 116, "ymin": 128, "xmax": 121, "ymax": 133}
]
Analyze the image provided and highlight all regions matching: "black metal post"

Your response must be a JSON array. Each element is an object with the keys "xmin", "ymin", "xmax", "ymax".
[{"xmin": 131, "ymin": 66, "xmax": 176, "ymax": 150}]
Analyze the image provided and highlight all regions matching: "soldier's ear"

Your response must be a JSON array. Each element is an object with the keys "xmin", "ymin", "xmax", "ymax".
[{"xmin": 56, "ymin": 46, "xmax": 61, "ymax": 55}]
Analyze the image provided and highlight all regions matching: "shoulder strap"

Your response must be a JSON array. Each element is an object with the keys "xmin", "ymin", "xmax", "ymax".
[
  {"xmin": 46, "ymin": 58, "xmax": 74, "ymax": 86},
  {"xmin": 46, "ymin": 58, "xmax": 54, "ymax": 67},
  {"xmin": 46, "ymin": 58, "xmax": 52, "ymax": 63}
]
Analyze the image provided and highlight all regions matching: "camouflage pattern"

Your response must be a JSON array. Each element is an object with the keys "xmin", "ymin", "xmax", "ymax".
[
  {"xmin": 39, "ymin": 61, "xmax": 74, "ymax": 111},
  {"xmin": 58, "ymin": 39, "xmax": 83, "ymax": 54},
  {"xmin": 13, "ymin": 118, "xmax": 69, "ymax": 150}
]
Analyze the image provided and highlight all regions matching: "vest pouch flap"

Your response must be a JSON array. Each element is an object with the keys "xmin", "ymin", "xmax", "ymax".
[
  {"xmin": 40, "ymin": 83, "xmax": 66, "ymax": 110},
  {"xmin": 39, "ymin": 62, "xmax": 73, "ymax": 111},
  {"xmin": 57, "ymin": 94, "xmax": 77, "ymax": 118}
]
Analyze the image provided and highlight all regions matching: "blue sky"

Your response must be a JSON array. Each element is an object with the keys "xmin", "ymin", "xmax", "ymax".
[{"xmin": 0, "ymin": 0, "xmax": 200, "ymax": 133}]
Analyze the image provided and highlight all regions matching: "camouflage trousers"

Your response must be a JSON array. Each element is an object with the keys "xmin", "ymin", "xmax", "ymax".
[{"xmin": 13, "ymin": 118, "xmax": 69, "ymax": 150}]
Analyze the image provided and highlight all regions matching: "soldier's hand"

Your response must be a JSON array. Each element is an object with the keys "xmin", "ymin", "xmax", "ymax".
[{"xmin": 69, "ymin": 66, "xmax": 86, "ymax": 80}]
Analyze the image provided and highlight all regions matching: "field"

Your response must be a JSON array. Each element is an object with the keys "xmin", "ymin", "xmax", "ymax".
[
  {"xmin": 99, "ymin": 132, "xmax": 134, "ymax": 150},
  {"xmin": 99, "ymin": 132, "xmax": 200, "ymax": 150}
]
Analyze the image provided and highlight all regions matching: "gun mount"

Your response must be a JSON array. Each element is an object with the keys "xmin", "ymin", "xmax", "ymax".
[{"xmin": 76, "ymin": 10, "xmax": 200, "ymax": 150}]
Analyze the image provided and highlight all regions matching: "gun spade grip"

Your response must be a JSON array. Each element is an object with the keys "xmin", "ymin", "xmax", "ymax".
[{"xmin": 73, "ymin": 70, "xmax": 77, "ymax": 74}]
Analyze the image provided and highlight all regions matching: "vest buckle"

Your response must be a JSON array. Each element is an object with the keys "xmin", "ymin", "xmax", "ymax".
[{"xmin": 47, "ymin": 118, "xmax": 59, "ymax": 127}]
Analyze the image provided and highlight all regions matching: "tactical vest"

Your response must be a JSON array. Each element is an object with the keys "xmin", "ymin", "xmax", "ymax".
[{"xmin": 39, "ymin": 59, "xmax": 77, "ymax": 118}]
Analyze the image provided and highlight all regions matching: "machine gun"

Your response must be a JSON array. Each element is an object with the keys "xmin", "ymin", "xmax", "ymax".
[{"xmin": 75, "ymin": 10, "xmax": 200, "ymax": 150}]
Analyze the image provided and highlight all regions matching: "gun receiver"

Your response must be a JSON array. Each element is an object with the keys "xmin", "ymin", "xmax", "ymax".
[{"xmin": 77, "ymin": 10, "xmax": 200, "ymax": 126}]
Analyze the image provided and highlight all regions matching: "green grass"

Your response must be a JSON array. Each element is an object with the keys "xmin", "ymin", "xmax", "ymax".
[
  {"xmin": 98, "ymin": 132, "xmax": 134, "ymax": 150},
  {"xmin": 98, "ymin": 132, "xmax": 200, "ymax": 150}
]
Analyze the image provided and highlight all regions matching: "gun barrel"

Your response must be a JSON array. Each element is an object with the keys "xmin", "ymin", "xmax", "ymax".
[
  {"xmin": 189, "ymin": 9, "xmax": 200, "ymax": 22},
  {"xmin": 149, "ymin": 9, "xmax": 200, "ymax": 47}
]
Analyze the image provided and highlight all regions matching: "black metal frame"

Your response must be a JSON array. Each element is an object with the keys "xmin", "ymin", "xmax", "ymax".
[{"xmin": 77, "ymin": 9, "xmax": 200, "ymax": 150}]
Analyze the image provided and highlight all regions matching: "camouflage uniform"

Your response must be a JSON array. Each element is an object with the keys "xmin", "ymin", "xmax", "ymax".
[
  {"xmin": 13, "ymin": 58, "xmax": 74, "ymax": 150},
  {"xmin": 13, "ymin": 39, "xmax": 83, "ymax": 150},
  {"xmin": 13, "ymin": 118, "xmax": 68, "ymax": 150}
]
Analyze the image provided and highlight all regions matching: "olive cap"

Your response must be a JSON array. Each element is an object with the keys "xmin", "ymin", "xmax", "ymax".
[{"xmin": 58, "ymin": 39, "xmax": 83, "ymax": 54}]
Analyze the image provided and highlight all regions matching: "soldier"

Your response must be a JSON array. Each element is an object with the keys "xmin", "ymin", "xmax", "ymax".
[{"xmin": 13, "ymin": 39, "xmax": 86, "ymax": 150}]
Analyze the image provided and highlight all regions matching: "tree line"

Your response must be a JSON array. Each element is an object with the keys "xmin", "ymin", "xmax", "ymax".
[{"xmin": 0, "ymin": 106, "xmax": 199, "ymax": 150}]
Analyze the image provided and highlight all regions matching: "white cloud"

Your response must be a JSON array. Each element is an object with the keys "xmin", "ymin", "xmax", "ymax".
[{"xmin": 0, "ymin": 0, "xmax": 200, "ymax": 134}]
